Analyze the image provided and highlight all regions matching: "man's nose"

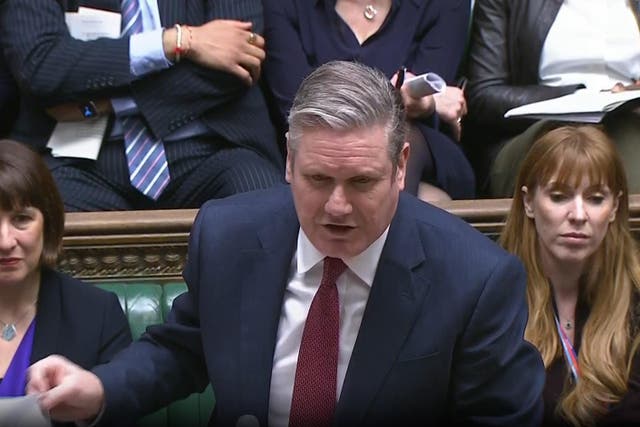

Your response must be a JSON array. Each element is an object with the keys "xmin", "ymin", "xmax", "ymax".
[{"xmin": 325, "ymin": 185, "xmax": 352, "ymax": 216}]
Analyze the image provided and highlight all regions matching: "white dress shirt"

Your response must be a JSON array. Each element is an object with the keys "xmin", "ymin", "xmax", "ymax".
[
  {"xmin": 539, "ymin": 0, "xmax": 640, "ymax": 90},
  {"xmin": 268, "ymin": 227, "xmax": 389, "ymax": 427}
]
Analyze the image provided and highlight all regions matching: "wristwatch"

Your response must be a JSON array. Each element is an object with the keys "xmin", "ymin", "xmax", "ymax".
[{"xmin": 79, "ymin": 100, "xmax": 98, "ymax": 119}]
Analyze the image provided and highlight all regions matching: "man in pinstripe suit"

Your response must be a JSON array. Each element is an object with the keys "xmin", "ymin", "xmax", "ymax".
[{"xmin": 0, "ymin": 0, "xmax": 284, "ymax": 211}]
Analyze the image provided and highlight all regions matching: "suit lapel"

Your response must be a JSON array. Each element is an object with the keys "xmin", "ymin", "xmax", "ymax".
[
  {"xmin": 238, "ymin": 200, "xmax": 299, "ymax": 425},
  {"xmin": 335, "ymin": 198, "xmax": 430, "ymax": 426},
  {"xmin": 30, "ymin": 269, "xmax": 62, "ymax": 364}
]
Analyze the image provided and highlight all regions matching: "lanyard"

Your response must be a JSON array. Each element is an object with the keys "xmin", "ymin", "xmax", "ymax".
[{"xmin": 554, "ymin": 314, "xmax": 581, "ymax": 382}]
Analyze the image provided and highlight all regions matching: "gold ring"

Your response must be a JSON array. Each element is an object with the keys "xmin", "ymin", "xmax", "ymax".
[{"xmin": 247, "ymin": 32, "xmax": 257, "ymax": 45}]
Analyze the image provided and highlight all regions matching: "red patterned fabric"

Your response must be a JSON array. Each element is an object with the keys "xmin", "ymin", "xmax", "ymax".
[{"xmin": 289, "ymin": 257, "xmax": 347, "ymax": 427}]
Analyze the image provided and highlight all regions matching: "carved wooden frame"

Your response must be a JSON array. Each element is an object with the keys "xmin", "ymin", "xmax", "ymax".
[{"xmin": 59, "ymin": 196, "xmax": 640, "ymax": 282}]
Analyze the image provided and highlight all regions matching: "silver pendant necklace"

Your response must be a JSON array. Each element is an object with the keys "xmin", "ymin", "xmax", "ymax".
[
  {"xmin": 0, "ymin": 302, "xmax": 37, "ymax": 342},
  {"xmin": 1, "ymin": 320, "xmax": 18, "ymax": 341},
  {"xmin": 562, "ymin": 319, "xmax": 574, "ymax": 331},
  {"xmin": 363, "ymin": 4, "xmax": 378, "ymax": 20}
]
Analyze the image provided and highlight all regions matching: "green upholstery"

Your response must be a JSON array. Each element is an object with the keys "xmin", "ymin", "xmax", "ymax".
[{"xmin": 96, "ymin": 282, "xmax": 215, "ymax": 427}]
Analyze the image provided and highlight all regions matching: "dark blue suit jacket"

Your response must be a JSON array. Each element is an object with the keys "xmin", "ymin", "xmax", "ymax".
[
  {"xmin": 0, "ymin": 0, "xmax": 282, "ymax": 168},
  {"xmin": 94, "ymin": 185, "xmax": 544, "ymax": 426}
]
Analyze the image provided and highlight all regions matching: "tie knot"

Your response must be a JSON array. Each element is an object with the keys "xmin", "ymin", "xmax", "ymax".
[{"xmin": 322, "ymin": 257, "xmax": 347, "ymax": 286}]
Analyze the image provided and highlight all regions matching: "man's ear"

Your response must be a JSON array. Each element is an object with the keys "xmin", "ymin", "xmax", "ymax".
[
  {"xmin": 396, "ymin": 142, "xmax": 410, "ymax": 190},
  {"xmin": 522, "ymin": 186, "xmax": 535, "ymax": 218},
  {"xmin": 285, "ymin": 132, "xmax": 293, "ymax": 184}
]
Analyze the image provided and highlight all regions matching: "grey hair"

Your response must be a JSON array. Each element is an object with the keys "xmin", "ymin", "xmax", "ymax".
[{"xmin": 287, "ymin": 61, "xmax": 406, "ymax": 167}]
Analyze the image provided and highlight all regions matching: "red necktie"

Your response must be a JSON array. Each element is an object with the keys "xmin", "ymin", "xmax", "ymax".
[{"xmin": 289, "ymin": 257, "xmax": 347, "ymax": 427}]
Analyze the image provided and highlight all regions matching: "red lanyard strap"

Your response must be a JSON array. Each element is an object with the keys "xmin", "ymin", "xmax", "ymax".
[{"xmin": 554, "ymin": 314, "xmax": 581, "ymax": 382}]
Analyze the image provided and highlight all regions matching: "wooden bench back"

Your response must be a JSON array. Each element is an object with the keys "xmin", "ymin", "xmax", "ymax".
[{"xmin": 61, "ymin": 196, "xmax": 640, "ymax": 282}]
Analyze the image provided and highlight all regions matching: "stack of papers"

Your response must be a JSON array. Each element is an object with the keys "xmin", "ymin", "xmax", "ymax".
[
  {"xmin": 504, "ymin": 90, "xmax": 640, "ymax": 123},
  {"xmin": 47, "ymin": 7, "xmax": 122, "ymax": 160}
]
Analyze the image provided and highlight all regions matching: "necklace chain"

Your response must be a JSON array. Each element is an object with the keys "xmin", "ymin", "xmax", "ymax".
[{"xmin": 0, "ymin": 301, "xmax": 37, "ymax": 342}]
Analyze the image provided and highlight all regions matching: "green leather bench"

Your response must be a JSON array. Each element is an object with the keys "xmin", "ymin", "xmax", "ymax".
[{"xmin": 96, "ymin": 282, "xmax": 215, "ymax": 427}]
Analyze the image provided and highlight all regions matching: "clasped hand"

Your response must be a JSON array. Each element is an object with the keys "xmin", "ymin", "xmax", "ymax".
[
  {"xmin": 188, "ymin": 20, "xmax": 265, "ymax": 86},
  {"xmin": 391, "ymin": 70, "xmax": 467, "ymax": 141}
]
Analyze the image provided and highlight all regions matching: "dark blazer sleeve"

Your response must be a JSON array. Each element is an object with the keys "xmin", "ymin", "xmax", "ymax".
[
  {"xmin": 93, "ymin": 208, "xmax": 211, "ymax": 425},
  {"xmin": 465, "ymin": 0, "xmax": 581, "ymax": 130},
  {"xmin": 451, "ymin": 254, "xmax": 544, "ymax": 426},
  {"xmin": 95, "ymin": 291, "xmax": 133, "ymax": 364},
  {"xmin": 31, "ymin": 269, "xmax": 132, "ymax": 370}
]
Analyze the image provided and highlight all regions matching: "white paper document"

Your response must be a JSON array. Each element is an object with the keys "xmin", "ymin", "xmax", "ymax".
[
  {"xmin": 504, "ymin": 90, "xmax": 640, "ymax": 123},
  {"xmin": 0, "ymin": 395, "xmax": 51, "ymax": 427},
  {"xmin": 48, "ymin": 7, "xmax": 120, "ymax": 160},
  {"xmin": 65, "ymin": 7, "xmax": 121, "ymax": 40},
  {"xmin": 405, "ymin": 72, "xmax": 446, "ymax": 98},
  {"xmin": 47, "ymin": 117, "xmax": 108, "ymax": 160}
]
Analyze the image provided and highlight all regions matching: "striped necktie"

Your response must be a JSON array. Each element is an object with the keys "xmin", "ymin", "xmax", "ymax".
[{"xmin": 120, "ymin": 0, "xmax": 170, "ymax": 200}]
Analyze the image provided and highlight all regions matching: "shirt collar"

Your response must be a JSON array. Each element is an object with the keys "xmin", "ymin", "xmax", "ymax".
[{"xmin": 296, "ymin": 226, "xmax": 390, "ymax": 287}]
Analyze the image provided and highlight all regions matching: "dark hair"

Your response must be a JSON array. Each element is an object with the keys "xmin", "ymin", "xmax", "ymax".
[{"xmin": 0, "ymin": 140, "xmax": 64, "ymax": 266}]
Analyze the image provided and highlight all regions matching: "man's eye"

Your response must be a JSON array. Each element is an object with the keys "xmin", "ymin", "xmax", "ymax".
[
  {"xmin": 310, "ymin": 175, "xmax": 329, "ymax": 182},
  {"xmin": 351, "ymin": 177, "xmax": 372, "ymax": 185}
]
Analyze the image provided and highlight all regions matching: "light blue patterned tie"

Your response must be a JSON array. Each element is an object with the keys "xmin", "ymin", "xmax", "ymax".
[{"xmin": 120, "ymin": 0, "xmax": 170, "ymax": 200}]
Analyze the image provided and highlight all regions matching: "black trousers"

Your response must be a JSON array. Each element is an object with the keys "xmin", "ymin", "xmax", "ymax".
[{"xmin": 47, "ymin": 135, "xmax": 285, "ymax": 211}]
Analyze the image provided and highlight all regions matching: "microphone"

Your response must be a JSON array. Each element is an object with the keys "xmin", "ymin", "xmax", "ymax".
[{"xmin": 236, "ymin": 414, "xmax": 260, "ymax": 427}]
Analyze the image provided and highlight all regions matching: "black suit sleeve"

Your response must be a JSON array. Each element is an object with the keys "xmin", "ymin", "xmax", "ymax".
[{"xmin": 97, "ymin": 292, "xmax": 134, "ymax": 364}]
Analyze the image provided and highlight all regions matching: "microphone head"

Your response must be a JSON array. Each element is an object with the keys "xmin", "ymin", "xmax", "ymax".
[{"xmin": 236, "ymin": 414, "xmax": 260, "ymax": 427}]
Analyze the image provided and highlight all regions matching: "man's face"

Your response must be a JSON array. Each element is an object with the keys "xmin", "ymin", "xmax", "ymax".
[{"xmin": 286, "ymin": 125, "xmax": 408, "ymax": 258}]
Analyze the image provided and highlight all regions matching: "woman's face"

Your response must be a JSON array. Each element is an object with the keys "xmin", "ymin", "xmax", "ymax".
[
  {"xmin": 523, "ymin": 176, "xmax": 619, "ymax": 269},
  {"xmin": 0, "ymin": 207, "xmax": 44, "ymax": 287}
]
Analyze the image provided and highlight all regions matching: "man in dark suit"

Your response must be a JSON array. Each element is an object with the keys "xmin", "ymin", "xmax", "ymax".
[
  {"xmin": 28, "ymin": 61, "xmax": 544, "ymax": 426},
  {"xmin": 0, "ymin": 0, "xmax": 283, "ymax": 211}
]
